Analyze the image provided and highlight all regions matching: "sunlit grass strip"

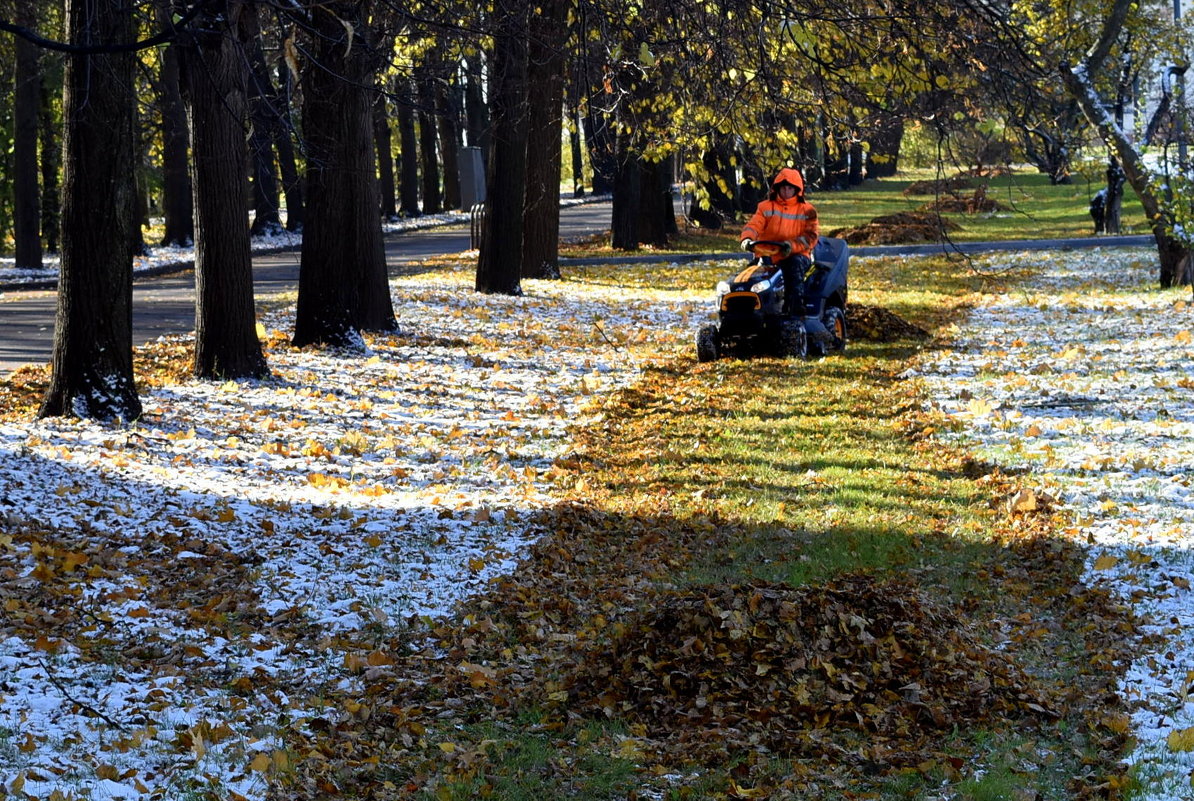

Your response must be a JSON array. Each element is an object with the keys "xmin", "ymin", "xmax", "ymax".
[{"xmin": 416, "ymin": 253, "xmax": 1125, "ymax": 800}]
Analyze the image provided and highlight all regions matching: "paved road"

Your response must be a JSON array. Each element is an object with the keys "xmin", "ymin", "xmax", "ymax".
[{"xmin": 0, "ymin": 202, "xmax": 614, "ymax": 376}]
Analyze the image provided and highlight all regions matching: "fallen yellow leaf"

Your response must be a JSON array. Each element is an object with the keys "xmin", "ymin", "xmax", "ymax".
[{"xmin": 1168, "ymin": 726, "xmax": 1194, "ymax": 752}]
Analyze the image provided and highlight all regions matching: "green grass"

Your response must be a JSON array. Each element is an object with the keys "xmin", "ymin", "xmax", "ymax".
[
  {"xmin": 411, "ymin": 722, "xmax": 641, "ymax": 801},
  {"xmin": 561, "ymin": 166, "xmax": 1148, "ymax": 259},
  {"xmin": 812, "ymin": 167, "xmax": 1147, "ymax": 242}
]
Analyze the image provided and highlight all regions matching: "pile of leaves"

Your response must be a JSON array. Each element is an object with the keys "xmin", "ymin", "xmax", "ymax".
[
  {"xmin": 829, "ymin": 211, "xmax": 962, "ymax": 245},
  {"xmin": 903, "ymin": 176, "xmax": 975, "ymax": 196},
  {"xmin": 846, "ymin": 303, "xmax": 931, "ymax": 341},
  {"xmin": 919, "ymin": 185, "xmax": 1005, "ymax": 214},
  {"xmin": 564, "ymin": 576, "xmax": 1052, "ymax": 761}
]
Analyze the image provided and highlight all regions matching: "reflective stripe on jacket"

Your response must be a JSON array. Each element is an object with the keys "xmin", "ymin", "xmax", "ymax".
[{"xmin": 741, "ymin": 197, "xmax": 819, "ymax": 259}]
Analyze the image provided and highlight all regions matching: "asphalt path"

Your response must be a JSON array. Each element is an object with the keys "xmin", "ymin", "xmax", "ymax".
[
  {"xmin": 0, "ymin": 200, "xmax": 1158, "ymax": 376},
  {"xmin": 0, "ymin": 202, "xmax": 614, "ymax": 376}
]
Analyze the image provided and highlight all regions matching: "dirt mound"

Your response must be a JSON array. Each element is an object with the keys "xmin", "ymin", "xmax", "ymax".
[
  {"xmin": 565, "ymin": 576, "xmax": 1050, "ymax": 758},
  {"xmin": 847, "ymin": 304, "xmax": 930, "ymax": 341},
  {"xmin": 829, "ymin": 211, "xmax": 961, "ymax": 245},
  {"xmin": 903, "ymin": 176, "xmax": 974, "ymax": 196}
]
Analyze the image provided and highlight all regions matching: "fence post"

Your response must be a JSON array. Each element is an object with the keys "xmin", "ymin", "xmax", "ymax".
[{"xmin": 470, "ymin": 203, "xmax": 487, "ymax": 250}]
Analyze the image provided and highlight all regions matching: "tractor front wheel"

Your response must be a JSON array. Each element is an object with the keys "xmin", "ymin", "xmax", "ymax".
[
  {"xmin": 696, "ymin": 325, "xmax": 720, "ymax": 362},
  {"xmin": 779, "ymin": 318, "xmax": 807, "ymax": 359}
]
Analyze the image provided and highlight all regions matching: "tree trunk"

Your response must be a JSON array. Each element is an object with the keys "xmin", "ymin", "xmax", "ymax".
[
  {"xmin": 375, "ymin": 93, "xmax": 398, "ymax": 219},
  {"xmin": 417, "ymin": 66, "xmax": 442, "ymax": 215},
  {"xmin": 397, "ymin": 80, "xmax": 420, "ymax": 216},
  {"xmin": 1103, "ymin": 157, "xmax": 1124, "ymax": 235},
  {"xmin": 182, "ymin": 0, "xmax": 269, "ymax": 380},
  {"xmin": 293, "ymin": 0, "xmax": 395, "ymax": 346},
  {"xmin": 13, "ymin": 6, "xmax": 42, "ymax": 271},
  {"xmin": 464, "ymin": 54, "xmax": 489, "ymax": 152},
  {"xmin": 848, "ymin": 140, "xmax": 865, "ymax": 186},
  {"xmin": 521, "ymin": 0, "xmax": 566, "ymax": 279},
  {"xmin": 1063, "ymin": 64, "xmax": 1192, "ymax": 286},
  {"xmin": 569, "ymin": 104, "xmax": 585, "ymax": 196},
  {"xmin": 1029, "ymin": 133, "xmax": 1073, "ymax": 184},
  {"xmin": 40, "ymin": 0, "xmax": 141, "ymax": 420},
  {"xmin": 583, "ymin": 101, "xmax": 616, "ymax": 195},
  {"xmin": 690, "ymin": 138, "xmax": 736, "ymax": 229},
  {"xmin": 436, "ymin": 75, "xmax": 462, "ymax": 211},
  {"xmin": 634, "ymin": 157, "xmax": 668, "ymax": 247},
  {"xmin": 131, "ymin": 167, "xmax": 150, "ymax": 256},
  {"xmin": 476, "ymin": 0, "xmax": 528, "ymax": 295},
  {"xmin": 39, "ymin": 62, "xmax": 61, "ymax": 254},
  {"xmin": 157, "ymin": 3, "xmax": 194, "ymax": 248},
  {"xmin": 275, "ymin": 52, "xmax": 304, "ymax": 231},
  {"xmin": 638, "ymin": 154, "xmax": 675, "ymax": 246},
  {"xmin": 610, "ymin": 134, "xmax": 641, "ymax": 250},
  {"xmin": 867, "ymin": 114, "xmax": 903, "ymax": 178},
  {"xmin": 243, "ymin": 3, "xmax": 281, "ymax": 236}
]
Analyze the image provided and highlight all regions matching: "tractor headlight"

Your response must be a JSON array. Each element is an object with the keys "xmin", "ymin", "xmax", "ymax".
[
  {"xmin": 716, "ymin": 281, "xmax": 731, "ymax": 296},
  {"xmin": 750, "ymin": 279, "xmax": 772, "ymax": 293}
]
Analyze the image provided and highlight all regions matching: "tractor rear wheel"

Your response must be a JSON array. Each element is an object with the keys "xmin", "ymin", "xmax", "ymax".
[
  {"xmin": 824, "ymin": 306, "xmax": 847, "ymax": 352},
  {"xmin": 809, "ymin": 307, "xmax": 847, "ymax": 357}
]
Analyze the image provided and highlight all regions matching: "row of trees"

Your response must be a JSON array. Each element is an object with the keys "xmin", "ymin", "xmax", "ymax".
[{"xmin": 0, "ymin": 0, "xmax": 1188, "ymax": 421}]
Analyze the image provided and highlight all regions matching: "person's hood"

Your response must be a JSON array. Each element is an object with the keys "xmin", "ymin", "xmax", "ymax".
[{"xmin": 769, "ymin": 167, "xmax": 805, "ymax": 200}]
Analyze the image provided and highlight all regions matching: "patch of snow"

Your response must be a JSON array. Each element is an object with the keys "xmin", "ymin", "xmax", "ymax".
[
  {"xmin": 913, "ymin": 246, "xmax": 1194, "ymax": 798},
  {"xmin": 0, "ymin": 260, "xmax": 702, "ymax": 799}
]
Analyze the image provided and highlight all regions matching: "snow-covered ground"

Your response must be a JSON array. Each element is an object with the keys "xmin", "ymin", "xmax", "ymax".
[
  {"xmin": 0, "ymin": 260, "xmax": 709, "ymax": 800},
  {"xmin": 912, "ymin": 247, "xmax": 1194, "ymax": 798}
]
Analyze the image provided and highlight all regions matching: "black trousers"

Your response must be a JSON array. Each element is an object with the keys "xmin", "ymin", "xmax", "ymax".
[{"xmin": 778, "ymin": 254, "xmax": 812, "ymax": 315}]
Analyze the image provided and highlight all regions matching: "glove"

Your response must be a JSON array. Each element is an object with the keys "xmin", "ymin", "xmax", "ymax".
[
  {"xmin": 740, "ymin": 238, "xmax": 754, "ymax": 252},
  {"xmin": 779, "ymin": 241, "xmax": 793, "ymax": 257}
]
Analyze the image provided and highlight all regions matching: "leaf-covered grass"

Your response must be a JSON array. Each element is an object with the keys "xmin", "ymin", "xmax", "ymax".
[
  {"xmin": 378, "ymin": 254, "xmax": 1132, "ymax": 800},
  {"xmin": 1, "ymin": 248, "xmax": 1134, "ymax": 800}
]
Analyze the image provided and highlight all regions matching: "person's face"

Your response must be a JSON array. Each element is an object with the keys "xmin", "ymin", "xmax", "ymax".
[{"xmin": 777, "ymin": 183, "xmax": 797, "ymax": 199}]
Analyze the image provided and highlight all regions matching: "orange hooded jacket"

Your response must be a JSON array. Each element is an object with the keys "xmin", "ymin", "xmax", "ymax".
[{"xmin": 740, "ymin": 168, "xmax": 819, "ymax": 261}]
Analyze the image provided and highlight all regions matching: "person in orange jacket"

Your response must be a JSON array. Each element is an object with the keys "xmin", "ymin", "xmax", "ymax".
[{"xmin": 740, "ymin": 167, "xmax": 819, "ymax": 315}]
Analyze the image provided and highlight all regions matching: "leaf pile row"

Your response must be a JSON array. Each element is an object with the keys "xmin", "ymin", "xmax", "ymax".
[
  {"xmin": 829, "ymin": 211, "xmax": 962, "ymax": 245},
  {"xmin": 902, "ymin": 176, "xmax": 977, "ymax": 196},
  {"xmin": 564, "ymin": 575, "xmax": 1054, "ymax": 759},
  {"xmin": 846, "ymin": 303, "xmax": 931, "ymax": 342}
]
